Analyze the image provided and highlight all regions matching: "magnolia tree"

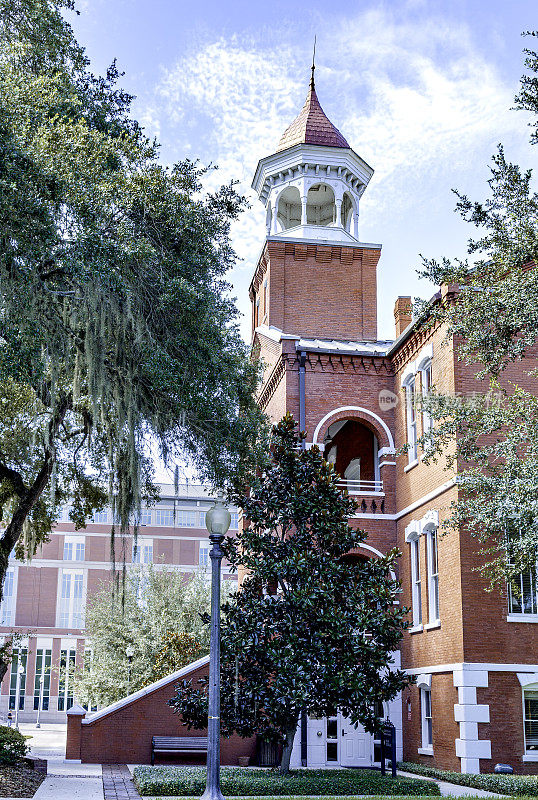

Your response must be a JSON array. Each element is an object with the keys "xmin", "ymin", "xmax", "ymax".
[
  {"xmin": 170, "ymin": 415, "xmax": 410, "ymax": 774},
  {"xmin": 415, "ymin": 33, "xmax": 538, "ymax": 586},
  {"xmin": 0, "ymin": 0, "xmax": 265, "ymax": 600}
]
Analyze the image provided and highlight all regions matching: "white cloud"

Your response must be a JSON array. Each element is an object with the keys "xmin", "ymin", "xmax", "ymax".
[{"xmin": 145, "ymin": 8, "xmax": 528, "ymax": 339}]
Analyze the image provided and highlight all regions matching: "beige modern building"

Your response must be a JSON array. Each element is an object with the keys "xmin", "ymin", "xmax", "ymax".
[{"xmin": 0, "ymin": 483, "xmax": 238, "ymax": 722}]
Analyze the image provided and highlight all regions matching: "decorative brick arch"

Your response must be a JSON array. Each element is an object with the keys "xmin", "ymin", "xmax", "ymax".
[
  {"xmin": 311, "ymin": 405, "xmax": 395, "ymax": 453},
  {"xmin": 345, "ymin": 543, "xmax": 396, "ymax": 581}
]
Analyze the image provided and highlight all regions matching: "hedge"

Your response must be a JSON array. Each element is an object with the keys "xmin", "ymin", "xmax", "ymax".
[
  {"xmin": 399, "ymin": 761, "xmax": 538, "ymax": 796},
  {"xmin": 133, "ymin": 766, "xmax": 441, "ymax": 797},
  {"xmin": 0, "ymin": 726, "xmax": 28, "ymax": 765},
  {"xmin": 145, "ymin": 796, "xmax": 495, "ymax": 800}
]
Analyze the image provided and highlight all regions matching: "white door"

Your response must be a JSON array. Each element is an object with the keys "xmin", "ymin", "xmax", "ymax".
[{"xmin": 339, "ymin": 713, "xmax": 373, "ymax": 767}]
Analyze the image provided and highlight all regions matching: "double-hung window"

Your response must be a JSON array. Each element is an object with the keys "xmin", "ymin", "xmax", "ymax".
[
  {"xmin": 63, "ymin": 536, "xmax": 85, "ymax": 562},
  {"xmin": 199, "ymin": 542, "xmax": 210, "ymax": 567},
  {"xmin": 0, "ymin": 568, "xmax": 16, "ymax": 625},
  {"xmin": 425, "ymin": 526, "xmax": 440, "ymax": 624},
  {"xmin": 508, "ymin": 569, "xmax": 538, "ymax": 617},
  {"xmin": 404, "ymin": 376, "xmax": 417, "ymax": 463},
  {"xmin": 421, "ymin": 687, "xmax": 433, "ymax": 751},
  {"xmin": 406, "ymin": 523, "xmax": 422, "ymax": 630},
  {"xmin": 132, "ymin": 538, "xmax": 153, "ymax": 564},
  {"xmin": 524, "ymin": 690, "xmax": 538, "ymax": 754},
  {"xmin": 411, "ymin": 539, "xmax": 422, "ymax": 627},
  {"xmin": 421, "ymin": 361, "xmax": 433, "ymax": 438},
  {"xmin": 58, "ymin": 570, "xmax": 85, "ymax": 628}
]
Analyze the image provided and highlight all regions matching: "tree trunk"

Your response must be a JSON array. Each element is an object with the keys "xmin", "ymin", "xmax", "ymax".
[{"xmin": 279, "ymin": 724, "xmax": 298, "ymax": 775}]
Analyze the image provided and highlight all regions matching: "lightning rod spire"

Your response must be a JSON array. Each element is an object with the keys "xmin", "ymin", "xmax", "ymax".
[{"xmin": 310, "ymin": 36, "xmax": 316, "ymax": 89}]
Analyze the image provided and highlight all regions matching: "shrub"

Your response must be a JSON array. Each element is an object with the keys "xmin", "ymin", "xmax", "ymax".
[
  {"xmin": 133, "ymin": 766, "xmax": 441, "ymax": 797},
  {"xmin": 399, "ymin": 761, "xmax": 538, "ymax": 796},
  {"xmin": 0, "ymin": 725, "xmax": 29, "ymax": 765}
]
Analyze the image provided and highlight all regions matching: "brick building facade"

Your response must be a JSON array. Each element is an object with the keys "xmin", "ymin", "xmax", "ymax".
[
  {"xmin": 249, "ymin": 74, "xmax": 538, "ymax": 774},
  {"xmin": 0, "ymin": 483, "xmax": 238, "ymax": 723}
]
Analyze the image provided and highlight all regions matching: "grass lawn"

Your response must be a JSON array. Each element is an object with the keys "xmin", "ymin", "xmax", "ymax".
[{"xmin": 134, "ymin": 766, "xmax": 441, "ymax": 797}]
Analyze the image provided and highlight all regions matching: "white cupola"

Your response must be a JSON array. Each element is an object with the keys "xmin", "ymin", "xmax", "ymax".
[{"xmin": 251, "ymin": 69, "xmax": 374, "ymax": 245}]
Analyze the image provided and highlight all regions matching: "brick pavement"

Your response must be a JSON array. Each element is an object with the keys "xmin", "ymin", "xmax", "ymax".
[{"xmin": 102, "ymin": 765, "xmax": 141, "ymax": 800}]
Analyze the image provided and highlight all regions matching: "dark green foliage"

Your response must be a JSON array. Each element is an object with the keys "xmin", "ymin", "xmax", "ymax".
[
  {"xmin": 0, "ymin": 0, "xmax": 266, "ymax": 596},
  {"xmin": 414, "ymin": 33, "xmax": 538, "ymax": 585},
  {"xmin": 170, "ymin": 416, "xmax": 410, "ymax": 773},
  {"xmin": 133, "ymin": 766, "xmax": 441, "ymax": 797},
  {"xmin": 399, "ymin": 762, "xmax": 538, "ymax": 795},
  {"xmin": 0, "ymin": 726, "xmax": 28, "ymax": 765}
]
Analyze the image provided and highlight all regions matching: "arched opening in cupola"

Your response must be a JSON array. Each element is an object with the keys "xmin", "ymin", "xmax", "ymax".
[
  {"xmin": 306, "ymin": 183, "xmax": 335, "ymax": 226},
  {"xmin": 276, "ymin": 187, "xmax": 301, "ymax": 231},
  {"xmin": 342, "ymin": 192, "xmax": 355, "ymax": 233}
]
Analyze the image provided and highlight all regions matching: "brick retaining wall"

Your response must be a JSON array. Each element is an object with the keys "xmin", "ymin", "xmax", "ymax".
[{"xmin": 66, "ymin": 656, "xmax": 256, "ymax": 765}]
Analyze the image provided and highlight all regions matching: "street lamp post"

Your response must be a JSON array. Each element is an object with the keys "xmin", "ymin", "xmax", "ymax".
[
  {"xmin": 126, "ymin": 645, "xmax": 135, "ymax": 692},
  {"xmin": 201, "ymin": 497, "xmax": 231, "ymax": 800},
  {"xmin": 36, "ymin": 674, "xmax": 44, "ymax": 728},
  {"xmin": 14, "ymin": 661, "xmax": 24, "ymax": 729}
]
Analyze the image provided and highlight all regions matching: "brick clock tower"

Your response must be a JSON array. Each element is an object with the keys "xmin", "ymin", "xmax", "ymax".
[
  {"xmin": 248, "ymin": 67, "xmax": 538, "ymax": 776},
  {"xmin": 248, "ymin": 72, "xmax": 403, "ymax": 770}
]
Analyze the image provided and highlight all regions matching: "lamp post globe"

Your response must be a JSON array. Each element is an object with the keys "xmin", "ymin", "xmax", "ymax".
[
  {"xmin": 205, "ymin": 503, "xmax": 231, "ymax": 537},
  {"xmin": 202, "ymin": 497, "xmax": 231, "ymax": 800}
]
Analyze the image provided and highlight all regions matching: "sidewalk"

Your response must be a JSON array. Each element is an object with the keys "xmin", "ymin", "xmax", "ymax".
[
  {"xmin": 397, "ymin": 769, "xmax": 505, "ymax": 797},
  {"xmin": 0, "ymin": 762, "xmax": 508, "ymax": 800}
]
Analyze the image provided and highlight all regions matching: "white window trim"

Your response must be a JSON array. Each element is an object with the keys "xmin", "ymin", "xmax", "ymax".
[
  {"xmin": 416, "ymin": 344, "xmax": 433, "ymax": 371},
  {"xmin": 403, "ymin": 374, "xmax": 418, "ymax": 464},
  {"xmin": 424, "ymin": 524, "xmax": 440, "ymax": 625},
  {"xmin": 522, "ymin": 682, "xmax": 538, "ymax": 756},
  {"xmin": 199, "ymin": 541, "xmax": 210, "ymax": 568},
  {"xmin": 63, "ymin": 535, "xmax": 86, "ymax": 562},
  {"xmin": 56, "ymin": 568, "xmax": 87, "ymax": 629},
  {"xmin": 424, "ymin": 620, "xmax": 441, "ymax": 631},
  {"xmin": 420, "ymin": 686, "xmax": 434, "ymax": 754},
  {"xmin": 406, "ymin": 523, "xmax": 422, "ymax": 629},
  {"xmin": 420, "ymin": 360, "xmax": 433, "ymax": 440},
  {"xmin": 401, "ymin": 360, "xmax": 417, "ymax": 388},
  {"xmin": 508, "ymin": 565, "xmax": 538, "ymax": 617},
  {"xmin": 0, "ymin": 566, "xmax": 18, "ymax": 626},
  {"xmin": 132, "ymin": 538, "xmax": 153, "ymax": 564}
]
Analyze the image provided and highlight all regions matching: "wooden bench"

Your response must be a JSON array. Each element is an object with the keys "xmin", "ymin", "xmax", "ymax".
[{"xmin": 151, "ymin": 736, "xmax": 208, "ymax": 765}]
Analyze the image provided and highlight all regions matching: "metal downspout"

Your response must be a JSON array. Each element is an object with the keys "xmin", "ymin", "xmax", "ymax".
[{"xmin": 299, "ymin": 350, "xmax": 307, "ymax": 443}]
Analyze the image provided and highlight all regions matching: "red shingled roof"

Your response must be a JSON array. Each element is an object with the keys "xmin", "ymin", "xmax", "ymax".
[{"xmin": 277, "ymin": 83, "xmax": 350, "ymax": 152}]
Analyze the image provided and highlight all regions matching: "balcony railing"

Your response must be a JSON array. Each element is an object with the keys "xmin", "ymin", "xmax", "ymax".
[{"xmin": 337, "ymin": 479, "xmax": 384, "ymax": 495}]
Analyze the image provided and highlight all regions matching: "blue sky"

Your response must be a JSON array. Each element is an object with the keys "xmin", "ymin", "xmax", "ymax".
[
  {"xmin": 68, "ymin": 0, "xmax": 536, "ymax": 481},
  {"xmin": 69, "ymin": 0, "xmax": 536, "ymax": 342}
]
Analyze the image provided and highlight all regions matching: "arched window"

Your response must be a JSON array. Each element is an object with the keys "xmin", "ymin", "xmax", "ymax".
[{"xmin": 306, "ymin": 183, "xmax": 335, "ymax": 226}]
